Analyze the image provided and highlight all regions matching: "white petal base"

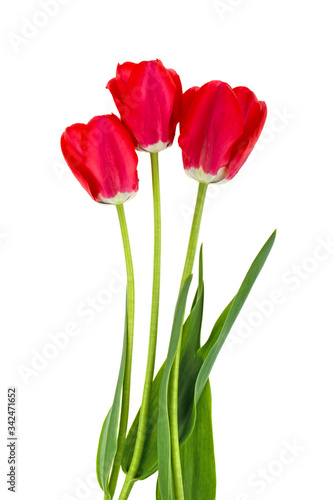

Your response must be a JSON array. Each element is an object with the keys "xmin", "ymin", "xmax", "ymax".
[
  {"xmin": 139, "ymin": 140, "xmax": 170, "ymax": 153},
  {"xmin": 185, "ymin": 166, "xmax": 229, "ymax": 184},
  {"xmin": 97, "ymin": 191, "xmax": 137, "ymax": 205}
]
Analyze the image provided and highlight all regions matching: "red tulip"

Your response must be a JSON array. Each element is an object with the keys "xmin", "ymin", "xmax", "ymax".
[
  {"xmin": 179, "ymin": 81, "xmax": 267, "ymax": 183},
  {"xmin": 107, "ymin": 59, "xmax": 182, "ymax": 153},
  {"xmin": 61, "ymin": 114, "xmax": 139, "ymax": 204}
]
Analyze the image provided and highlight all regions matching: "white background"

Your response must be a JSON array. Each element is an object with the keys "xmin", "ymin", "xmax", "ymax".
[{"xmin": 1, "ymin": 0, "xmax": 333, "ymax": 499}]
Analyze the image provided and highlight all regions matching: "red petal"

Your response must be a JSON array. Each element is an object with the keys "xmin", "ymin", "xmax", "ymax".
[
  {"xmin": 180, "ymin": 86, "xmax": 200, "ymax": 124},
  {"xmin": 179, "ymin": 81, "xmax": 244, "ymax": 175},
  {"xmin": 61, "ymin": 124, "xmax": 101, "ymax": 200},
  {"xmin": 106, "ymin": 77, "xmax": 124, "ymax": 111},
  {"xmin": 166, "ymin": 68, "xmax": 182, "ymax": 144},
  {"xmin": 82, "ymin": 115, "xmax": 139, "ymax": 199},
  {"xmin": 227, "ymin": 87, "xmax": 267, "ymax": 178},
  {"xmin": 106, "ymin": 62, "xmax": 136, "ymax": 114},
  {"xmin": 116, "ymin": 61, "xmax": 136, "ymax": 87}
]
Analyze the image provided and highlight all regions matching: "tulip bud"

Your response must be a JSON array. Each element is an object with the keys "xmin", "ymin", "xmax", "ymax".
[
  {"xmin": 61, "ymin": 114, "xmax": 139, "ymax": 204},
  {"xmin": 107, "ymin": 59, "xmax": 182, "ymax": 153},
  {"xmin": 179, "ymin": 81, "xmax": 267, "ymax": 183}
]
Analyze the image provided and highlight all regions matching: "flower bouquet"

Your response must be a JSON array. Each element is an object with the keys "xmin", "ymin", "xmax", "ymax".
[{"xmin": 61, "ymin": 59, "xmax": 275, "ymax": 500}]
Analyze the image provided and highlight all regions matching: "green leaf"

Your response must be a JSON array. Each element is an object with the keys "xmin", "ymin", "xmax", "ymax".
[
  {"xmin": 194, "ymin": 230, "xmax": 276, "ymax": 404},
  {"xmin": 158, "ymin": 275, "xmax": 193, "ymax": 500},
  {"xmin": 123, "ymin": 231, "xmax": 276, "ymax": 483},
  {"xmin": 180, "ymin": 381, "xmax": 216, "ymax": 500},
  {"xmin": 178, "ymin": 230, "xmax": 276, "ymax": 451},
  {"xmin": 96, "ymin": 300, "xmax": 128, "ymax": 495}
]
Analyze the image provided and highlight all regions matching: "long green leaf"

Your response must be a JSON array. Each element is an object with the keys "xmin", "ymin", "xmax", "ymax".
[
  {"xmin": 96, "ymin": 301, "xmax": 128, "ymax": 495},
  {"xmin": 194, "ymin": 230, "xmax": 276, "ymax": 404},
  {"xmin": 158, "ymin": 275, "xmax": 193, "ymax": 500},
  {"xmin": 178, "ymin": 230, "xmax": 276, "ymax": 449}
]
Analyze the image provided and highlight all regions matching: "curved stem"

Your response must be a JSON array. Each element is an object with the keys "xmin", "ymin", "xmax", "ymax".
[
  {"xmin": 169, "ymin": 182, "xmax": 208, "ymax": 500},
  {"xmin": 118, "ymin": 152, "xmax": 162, "ymax": 500},
  {"xmin": 108, "ymin": 203, "xmax": 135, "ymax": 498}
]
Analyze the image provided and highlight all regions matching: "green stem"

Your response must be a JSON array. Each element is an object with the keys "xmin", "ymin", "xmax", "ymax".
[
  {"xmin": 118, "ymin": 475, "xmax": 135, "ymax": 500},
  {"xmin": 169, "ymin": 182, "xmax": 208, "ymax": 500},
  {"xmin": 118, "ymin": 152, "xmax": 162, "ymax": 500},
  {"xmin": 107, "ymin": 204, "xmax": 135, "ymax": 498}
]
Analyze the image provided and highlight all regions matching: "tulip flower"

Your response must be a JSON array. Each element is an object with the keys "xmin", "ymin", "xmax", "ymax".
[
  {"xmin": 107, "ymin": 59, "xmax": 182, "ymax": 153},
  {"xmin": 61, "ymin": 114, "xmax": 139, "ymax": 204},
  {"xmin": 179, "ymin": 81, "xmax": 267, "ymax": 183}
]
